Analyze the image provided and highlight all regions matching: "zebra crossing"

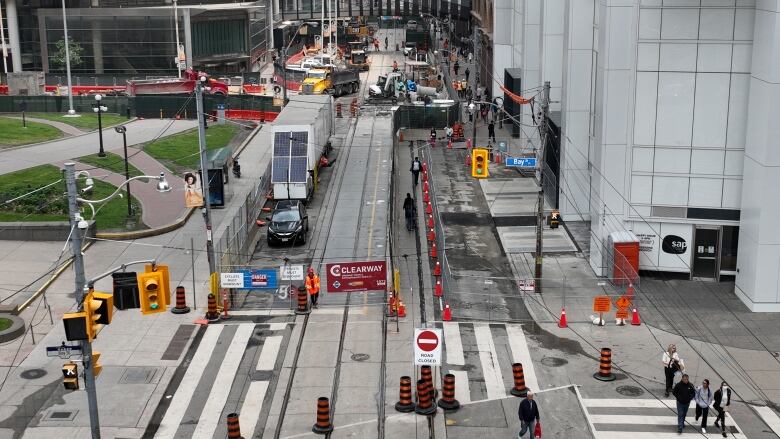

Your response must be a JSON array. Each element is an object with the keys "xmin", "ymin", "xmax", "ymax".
[
  {"xmin": 581, "ymin": 398, "xmax": 747, "ymax": 438},
  {"xmin": 153, "ymin": 322, "xmax": 291, "ymax": 439}
]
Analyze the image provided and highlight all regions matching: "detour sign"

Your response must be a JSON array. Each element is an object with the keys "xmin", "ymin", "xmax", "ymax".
[{"xmin": 592, "ymin": 296, "xmax": 611, "ymax": 313}]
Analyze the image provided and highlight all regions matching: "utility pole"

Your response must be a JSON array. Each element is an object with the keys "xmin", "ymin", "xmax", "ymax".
[
  {"xmin": 61, "ymin": 0, "xmax": 75, "ymax": 115},
  {"xmin": 534, "ymin": 81, "xmax": 551, "ymax": 294},
  {"xmin": 173, "ymin": 0, "xmax": 182, "ymax": 78},
  {"xmin": 195, "ymin": 79, "xmax": 217, "ymax": 276},
  {"xmin": 64, "ymin": 163, "xmax": 101, "ymax": 439}
]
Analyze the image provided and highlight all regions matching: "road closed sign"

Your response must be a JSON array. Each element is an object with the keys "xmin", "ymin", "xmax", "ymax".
[{"xmin": 414, "ymin": 328, "xmax": 442, "ymax": 366}]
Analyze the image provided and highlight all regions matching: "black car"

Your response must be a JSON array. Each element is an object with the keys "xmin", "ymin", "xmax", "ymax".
[{"xmin": 267, "ymin": 200, "xmax": 309, "ymax": 245}]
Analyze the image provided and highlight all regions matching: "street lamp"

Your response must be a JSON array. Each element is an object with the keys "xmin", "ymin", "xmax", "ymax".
[
  {"xmin": 74, "ymin": 169, "xmax": 171, "ymax": 220},
  {"xmin": 113, "ymin": 125, "xmax": 132, "ymax": 218},
  {"xmin": 93, "ymin": 94, "xmax": 107, "ymax": 157}
]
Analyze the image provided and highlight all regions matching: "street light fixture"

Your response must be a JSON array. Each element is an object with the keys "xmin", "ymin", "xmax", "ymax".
[
  {"xmin": 113, "ymin": 125, "xmax": 133, "ymax": 218},
  {"xmin": 74, "ymin": 170, "xmax": 171, "ymax": 219},
  {"xmin": 93, "ymin": 94, "xmax": 107, "ymax": 157}
]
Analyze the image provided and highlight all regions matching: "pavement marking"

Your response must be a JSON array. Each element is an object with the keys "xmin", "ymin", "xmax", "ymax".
[
  {"xmin": 268, "ymin": 322, "xmax": 289, "ymax": 331},
  {"xmin": 505, "ymin": 324, "xmax": 539, "ymax": 394},
  {"xmin": 582, "ymin": 398, "xmax": 678, "ymax": 408},
  {"xmin": 449, "ymin": 370, "xmax": 471, "ymax": 403},
  {"xmin": 592, "ymin": 433, "xmax": 746, "ymax": 439},
  {"xmin": 442, "ymin": 322, "xmax": 465, "ymax": 365},
  {"xmin": 239, "ymin": 380, "xmax": 269, "ymax": 439},
  {"xmin": 191, "ymin": 323, "xmax": 255, "ymax": 439},
  {"xmin": 256, "ymin": 335, "xmax": 283, "ymax": 371},
  {"xmin": 155, "ymin": 325, "xmax": 224, "ymax": 439},
  {"xmin": 756, "ymin": 406, "xmax": 780, "ymax": 437},
  {"xmin": 228, "ymin": 310, "xmax": 295, "ymax": 316},
  {"xmin": 474, "ymin": 323, "xmax": 506, "ymax": 400}
]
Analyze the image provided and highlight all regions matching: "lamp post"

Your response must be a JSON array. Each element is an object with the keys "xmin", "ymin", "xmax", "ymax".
[
  {"xmin": 113, "ymin": 125, "xmax": 132, "ymax": 218},
  {"xmin": 93, "ymin": 94, "xmax": 106, "ymax": 157},
  {"xmin": 61, "ymin": 0, "xmax": 75, "ymax": 115}
]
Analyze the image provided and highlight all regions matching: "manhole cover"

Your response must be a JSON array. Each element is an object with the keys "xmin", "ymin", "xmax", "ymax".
[
  {"xmin": 616, "ymin": 385, "xmax": 644, "ymax": 397},
  {"xmin": 351, "ymin": 353, "xmax": 370, "ymax": 362},
  {"xmin": 120, "ymin": 367, "xmax": 159, "ymax": 384},
  {"xmin": 43, "ymin": 410, "xmax": 77, "ymax": 421},
  {"xmin": 540, "ymin": 357, "xmax": 568, "ymax": 367},
  {"xmin": 20, "ymin": 369, "xmax": 47, "ymax": 379}
]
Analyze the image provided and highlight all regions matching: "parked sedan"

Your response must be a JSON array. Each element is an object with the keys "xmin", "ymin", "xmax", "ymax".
[{"xmin": 267, "ymin": 200, "xmax": 309, "ymax": 246}]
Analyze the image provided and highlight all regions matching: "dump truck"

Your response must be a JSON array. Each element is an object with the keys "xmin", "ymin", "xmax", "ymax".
[{"xmin": 300, "ymin": 68, "xmax": 360, "ymax": 97}]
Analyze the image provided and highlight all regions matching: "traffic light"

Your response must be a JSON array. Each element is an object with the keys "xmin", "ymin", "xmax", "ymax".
[
  {"xmin": 472, "ymin": 148, "xmax": 489, "ymax": 178},
  {"xmin": 83, "ymin": 291, "xmax": 104, "ymax": 342},
  {"xmin": 137, "ymin": 271, "xmax": 166, "ymax": 314},
  {"xmin": 91, "ymin": 292, "xmax": 114, "ymax": 325},
  {"xmin": 62, "ymin": 362, "xmax": 79, "ymax": 390},
  {"xmin": 62, "ymin": 312, "xmax": 88, "ymax": 341},
  {"xmin": 145, "ymin": 264, "xmax": 171, "ymax": 307},
  {"xmin": 92, "ymin": 351, "xmax": 102, "ymax": 377}
]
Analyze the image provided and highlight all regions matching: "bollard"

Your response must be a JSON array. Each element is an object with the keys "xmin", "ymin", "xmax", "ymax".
[
  {"xmin": 422, "ymin": 171, "xmax": 428, "ymax": 182},
  {"xmin": 434, "ymin": 280, "xmax": 442, "ymax": 297},
  {"xmin": 422, "ymin": 162, "xmax": 428, "ymax": 173},
  {"xmin": 414, "ymin": 379, "xmax": 436, "ymax": 416},
  {"xmin": 206, "ymin": 293, "xmax": 220, "ymax": 322},
  {"xmin": 295, "ymin": 285, "xmax": 310, "ymax": 315},
  {"xmin": 593, "ymin": 348, "xmax": 616, "ymax": 381},
  {"xmin": 226, "ymin": 412, "xmax": 242, "ymax": 439},
  {"xmin": 421, "ymin": 365, "xmax": 437, "ymax": 400},
  {"xmin": 510, "ymin": 363, "xmax": 528, "ymax": 397},
  {"xmin": 171, "ymin": 285, "xmax": 190, "ymax": 314},
  {"xmin": 423, "ymin": 181, "xmax": 429, "ymax": 193},
  {"xmin": 433, "ymin": 261, "xmax": 442, "ymax": 277},
  {"xmin": 312, "ymin": 397, "xmax": 334, "ymax": 434},
  {"xmin": 437, "ymin": 374, "xmax": 460, "ymax": 411},
  {"xmin": 394, "ymin": 376, "xmax": 416, "ymax": 412}
]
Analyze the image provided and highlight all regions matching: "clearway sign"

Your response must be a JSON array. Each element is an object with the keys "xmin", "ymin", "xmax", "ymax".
[
  {"xmin": 325, "ymin": 261, "xmax": 387, "ymax": 293},
  {"xmin": 414, "ymin": 328, "xmax": 442, "ymax": 366}
]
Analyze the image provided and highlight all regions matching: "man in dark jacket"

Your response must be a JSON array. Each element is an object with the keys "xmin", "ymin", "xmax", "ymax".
[
  {"xmin": 673, "ymin": 374, "xmax": 696, "ymax": 433},
  {"xmin": 517, "ymin": 391, "xmax": 540, "ymax": 438}
]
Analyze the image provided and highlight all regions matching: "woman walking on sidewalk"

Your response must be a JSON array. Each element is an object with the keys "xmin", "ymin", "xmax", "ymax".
[
  {"xmin": 713, "ymin": 381, "xmax": 731, "ymax": 437},
  {"xmin": 663, "ymin": 344, "xmax": 684, "ymax": 397},
  {"xmin": 695, "ymin": 378, "xmax": 714, "ymax": 434}
]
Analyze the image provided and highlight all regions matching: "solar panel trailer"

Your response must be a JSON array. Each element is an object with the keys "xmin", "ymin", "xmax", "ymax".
[{"xmin": 270, "ymin": 94, "xmax": 334, "ymax": 200}]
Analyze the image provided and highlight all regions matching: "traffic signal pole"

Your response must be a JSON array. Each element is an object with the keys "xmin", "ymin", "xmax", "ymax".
[
  {"xmin": 534, "ymin": 82, "xmax": 551, "ymax": 294},
  {"xmin": 195, "ymin": 79, "xmax": 217, "ymax": 277},
  {"xmin": 64, "ymin": 163, "xmax": 101, "ymax": 439}
]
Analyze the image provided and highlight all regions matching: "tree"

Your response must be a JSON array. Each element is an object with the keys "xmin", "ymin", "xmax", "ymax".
[{"xmin": 51, "ymin": 38, "xmax": 84, "ymax": 70}]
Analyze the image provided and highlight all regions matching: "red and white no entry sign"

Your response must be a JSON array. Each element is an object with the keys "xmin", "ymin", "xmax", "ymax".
[
  {"xmin": 416, "ymin": 330, "xmax": 439, "ymax": 352},
  {"xmin": 414, "ymin": 328, "xmax": 442, "ymax": 365}
]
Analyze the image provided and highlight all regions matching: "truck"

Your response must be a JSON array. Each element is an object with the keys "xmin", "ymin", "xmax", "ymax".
[
  {"xmin": 404, "ymin": 29, "xmax": 430, "ymax": 52},
  {"xmin": 126, "ymin": 68, "xmax": 228, "ymax": 96},
  {"xmin": 271, "ymin": 94, "xmax": 334, "ymax": 201},
  {"xmin": 300, "ymin": 68, "xmax": 360, "ymax": 97},
  {"xmin": 346, "ymin": 42, "xmax": 370, "ymax": 71},
  {"xmin": 367, "ymin": 72, "xmax": 404, "ymax": 104}
]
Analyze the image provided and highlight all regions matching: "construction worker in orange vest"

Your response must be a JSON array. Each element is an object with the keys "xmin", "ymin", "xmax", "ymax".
[{"xmin": 305, "ymin": 267, "xmax": 321, "ymax": 308}]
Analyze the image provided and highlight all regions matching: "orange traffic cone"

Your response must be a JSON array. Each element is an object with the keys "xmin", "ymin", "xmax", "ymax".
[
  {"xmin": 434, "ymin": 280, "xmax": 442, "ymax": 297},
  {"xmin": 423, "ymin": 190, "xmax": 430, "ymax": 203},
  {"xmin": 448, "ymin": 140, "xmax": 452, "ymax": 149},
  {"xmin": 558, "ymin": 308, "xmax": 568, "ymax": 328},
  {"xmin": 427, "ymin": 228, "xmax": 436, "ymax": 242},
  {"xmin": 422, "ymin": 171, "xmax": 428, "ymax": 182},
  {"xmin": 427, "ymin": 215, "xmax": 434, "ymax": 229},
  {"xmin": 442, "ymin": 303, "xmax": 452, "ymax": 321},
  {"xmin": 627, "ymin": 283, "xmax": 635, "ymax": 297},
  {"xmin": 398, "ymin": 300, "xmax": 407, "ymax": 318},
  {"xmin": 422, "ymin": 162, "xmax": 428, "ymax": 173},
  {"xmin": 465, "ymin": 154, "xmax": 471, "ymax": 167},
  {"xmin": 631, "ymin": 308, "xmax": 641, "ymax": 326},
  {"xmin": 433, "ymin": 261, "xmax": 442, "ymax": 277},
  {"xmin": 425, "ymin": 202, "xmax": 433, "ymax": 214},
  {"xmin": 423, "ymin": 181, "xmax": 429, "ymax": 192},
  {"xmin": 429, "ymin": 242, "xmax": 438, "ymax": 259}
]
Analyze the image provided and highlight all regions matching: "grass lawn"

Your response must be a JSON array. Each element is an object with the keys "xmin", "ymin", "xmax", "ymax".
[
  {"xmin": 0, "ymin": 165, "xmax": 142, "ymax": 230},
  {"xmin": 144, "ymin": 124, "xmax": 238, "ymax": 173},
  {"xmin": 27, "ymin": 112, "xmax": 129, "ymax": 131},
  {"xmin": 0, "ymin": 318, "xmax": 12, "ymax": 332},
  {"xmin": 78, "ymin": 152, "xmax": 145, "ymax": 178},
  {"xmin": 0, "ymin": 117, "xmax": 63, "ymax": 147}
]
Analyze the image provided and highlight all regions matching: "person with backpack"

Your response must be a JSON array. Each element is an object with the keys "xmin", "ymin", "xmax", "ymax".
[
  {"xmin": 454, "ymin": 60, "xmax": 460, "ymax": 76},
  {"xmin": 673, "ymin": 374, "xmax": 696, "ymax": 434},
  {"xmin": 402, "ymin": 193, "xmax": 416, "ymax": 231},
  {"xmin": 663, "ymin": 344, "xmax": 684, "ymax": 397},
  {"xmin": 713, "ymin": 381, "xmax": 731, "ymax": 437},
  {"xmin": 695, "ymin": 378, "xmax": 714, "ymax": 434},
  {"xmin": 410, "ymin": 157, "xmax": 421, "ymax": 186},
  {"xmin": 517, "ymin": 391, "xmax": 540, "ymax": 438}
]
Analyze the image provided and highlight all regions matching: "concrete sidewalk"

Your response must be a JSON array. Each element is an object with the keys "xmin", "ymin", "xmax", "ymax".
[{"xmin": 5, "ymin": 116, "xmax": 85, "ymax": 136}]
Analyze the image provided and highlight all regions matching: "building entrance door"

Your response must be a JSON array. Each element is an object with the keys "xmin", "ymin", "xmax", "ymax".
[{"xmin": 692, "ymin": 227, "xmax": 719, "ymax": 280}]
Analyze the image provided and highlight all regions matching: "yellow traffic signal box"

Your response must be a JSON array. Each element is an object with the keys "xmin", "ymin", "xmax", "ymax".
[
  {"xmin": 472, "ymin": 148, "xmax": 489, "ymax": 178},
  {"xmin": 145, "ymin": 264, "xmax": 171, "ymax": 307},
  {"xmin": 62, "ymin": 311, "xmax": 88, "ymax": 341},
  {"xmin": 83, "ymin": 291, "xmax": 103, "ymax": 342},
  {"xmin": 92, "ymin": 351, "xmax": 102, "ymax": 377},
  {"xmin": 137, "ymin": 271, "xmax": 166, "ymax": 314},
  {"xmin": 62, "ymin": 362, "xmax": 78, "ymax": 390}
]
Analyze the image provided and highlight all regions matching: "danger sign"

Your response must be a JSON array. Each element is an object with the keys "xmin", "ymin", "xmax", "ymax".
[{"xmin": 414, "ymin": 328, "xmax": 442, "ymax": 365}]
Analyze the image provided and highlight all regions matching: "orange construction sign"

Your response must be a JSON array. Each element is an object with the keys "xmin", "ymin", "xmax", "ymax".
[
  {"xmin": 593, "ymin": 296, "xmax": 611, "ymax": 313},
  {"xmin": 615, "ymin": 295, "xmax": 631, "ymax": 309},
  {"xmin": 615, "ymin": 308, "xmax": 629, "ymax": 319}
]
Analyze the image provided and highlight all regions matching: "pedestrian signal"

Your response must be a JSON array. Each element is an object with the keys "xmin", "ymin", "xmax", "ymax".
[
  {"xmin": 471, "ymin": 148, "xmax": 489, "ymax": 178},
  {"xmin": 137, "ymin": 271, "xmax": 166, "ymax": 315},
  {"xmin": 92, "ymin": 351, "xmax": 103, "ymax": 377},
  {"xmin": 62, "ymin": 312, "xmax": 88, "ymax": 341},
  {"xmin": 62, "ymin": 362, "xmax": 79, "ymax": 390}
]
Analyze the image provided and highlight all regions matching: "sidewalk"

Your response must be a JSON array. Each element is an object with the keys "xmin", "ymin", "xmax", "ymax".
[{"xmin": 5, "ymin": 116, "xmax": 85, "ymax": 136}]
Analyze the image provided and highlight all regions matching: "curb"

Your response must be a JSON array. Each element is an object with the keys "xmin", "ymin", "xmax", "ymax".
[
  {"xmin": 95, "ymin": 207, "xmax": 195, "ymax": 240},
  {"xmin": 0, "ymin": 314, "xmax": 26, "ymax": 342}
]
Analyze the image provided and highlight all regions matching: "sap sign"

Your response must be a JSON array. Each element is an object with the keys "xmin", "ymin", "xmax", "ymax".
[{"xmin": 662, "ymin": 235, "xmax": 687, "ymax": 254}]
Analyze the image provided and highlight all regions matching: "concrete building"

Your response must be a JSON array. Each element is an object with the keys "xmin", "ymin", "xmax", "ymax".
[{"xmin": 491, "ymin": 0, "xmax": 780, "ymax": 311}]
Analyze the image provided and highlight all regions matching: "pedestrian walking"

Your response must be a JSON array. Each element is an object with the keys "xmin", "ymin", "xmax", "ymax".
[
  {"xmin": 517, "ymin": 391, "xmax": 540, "ymax": 438},
  {"xmin": 467, "ymin": 51, "xmax": 473, "ymax": 63},
  {"xmin": 466, "ymin": 86, "xmax": 473, "ymax": 102},
  {"xmin": 454, "ymin": 60, "xmax": 460, "ymax": 76},
  {"xmin": 481, "ymin": 104, "xmax": 489, "ymax": 124},
  {"xmin": 488, "ymin": 120, "xmax": 496, "ymax": 143},
  {"xmin": 402, "ymin": 193, "xmax": 416, "ymax": 231},
  {"xmin": 465, "ymin": 67, "xmax": 470, "ymax": 83},
  {"xmin": 663, "ymin": 344, "xmax": 685, "ymax": 397},
  {"xmin": 695, "ymin": 379, "xmax": 714, "ymax": 434},
  {"xmin": 410, "ymin": 156, "xmax": 421, "ymax": 186},
  {"xmin": 374, "ymin": 39, "xmax": 380, "ymax": 52},
  {"xmin": 673, "ymin": 374, "xmax": 696, "ymax": 434},
  {"xmin": 305, "ymin": 267, "xmax": 321, "ymax": 308},
  {"xmin": 713, "ymin": 381, "xmax": 731, "ymax": 437},
  {"xmin": 385, "ymin": 36, "xmax": 388, "ymax": 50}
]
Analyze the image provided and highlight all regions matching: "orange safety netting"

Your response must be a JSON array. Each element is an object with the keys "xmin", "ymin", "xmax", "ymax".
[{"xmin": 501, "ymin": 86, "xmax": 534, "ymax": 105}]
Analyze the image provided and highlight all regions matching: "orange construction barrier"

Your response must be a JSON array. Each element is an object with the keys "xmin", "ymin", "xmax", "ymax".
[
  {"xmin": 437, "ymin": 373, "xmax": 460, "ymax": 411},
  {"xmin": 510, "ymin": 363, "xmax": 528, "ymax": 397},
  {"xmin": 593, "ymin": 348, "xmax": 616, "ymax": 381},
  {"xmin": 312, "ymin": 397, "xmax": 334, "ymax": 434},
  {"xmin": 395, "ymin": 376, "xmax": 416, "ymax": 412},
  {"xmin": 171, "ymin": 285, "xmax": 190, "ymax": 314}
]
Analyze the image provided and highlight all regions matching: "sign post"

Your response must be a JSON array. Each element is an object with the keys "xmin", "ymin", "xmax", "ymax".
[{"xmin": 414, "ymin": 328, "xmax": 442, "ymax": 366}]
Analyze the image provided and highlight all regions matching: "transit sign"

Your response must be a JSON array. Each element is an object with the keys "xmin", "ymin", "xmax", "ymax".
[
  {"xmin": 414, "ymin": 328, "xmax": 442, "ymax": 365},
  {"xmin": 326, "ymin": 261, "xmax": 387, "ymax": 293},
  {"xmin": 505, "ymin": 157, "xmax": 537, "ymax": 168}
]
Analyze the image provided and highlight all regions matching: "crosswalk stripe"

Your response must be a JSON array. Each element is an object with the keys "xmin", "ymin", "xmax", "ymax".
[
  {"xmin": 442, "ymin": 322, "xmax": 465, "ymax": 365},
  {"xmin": 155, "ymin": 325, "xmax": 224, "ymax": 439},
  {"xmin": 449, "ymin": 370, "xmax": 471, "ymax": 403},
  {"xmin": 593, "ymin": 432, "xmax": 747, "ymax": 439},
  {"xmin": 474, "ymin": 323, "xmax": 506, "ymax": 400},
  {"xmin": 755, "ymin": 406, "xmax": 780, "ymax": 437},
  {"xmin": 256, "ymin": 335, "xmax": 283, "ymax": 371},
  {"xmin": 239, "ymin": 381, "xmax": 269, "ymax": 439},
  {"xmin": 268, "ymin": 322, "xmax": 288, "ymax": 331},
  {"xmin": 591, "ymin": 414, "xmax": 690, "ymax": 425},
  {"xmin": 505, "ymin": 324, "xmax": 539, "ymax": 393},
  {"xmin": 192, "ymin": 323, "xmax": 255, "ymax": 439},
  {"xmin": 582, "ymin": 398, "xmax": 677, "ymax": 409}
]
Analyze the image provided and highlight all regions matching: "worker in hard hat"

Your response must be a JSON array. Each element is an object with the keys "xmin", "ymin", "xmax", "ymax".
[{"xmin": 305, "ymin": 267, "xmax": 321, "ymax": 308}]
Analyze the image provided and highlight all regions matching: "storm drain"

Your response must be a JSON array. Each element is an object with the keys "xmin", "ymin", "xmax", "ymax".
[
  {"xmin": 119, "ymin": 367, "xmax": 160, "ymax": 384},
  {"xmin": 616, "ymin": 385, "xmax": 644, "ymax": 397},
  {"xmin": 540, "ymin": 357, "xmax": 568, "ymax": 367},
  {"xmin": 43, "ymin": 410, "xmax": 77, "ymax": 421},
  {"xmin": 351, "ymin": 353, "xmax": 370, "ymax": 362},
  {"xmin": 20, "ymin": 368, "xmax": 47, "ymax": 380}
]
